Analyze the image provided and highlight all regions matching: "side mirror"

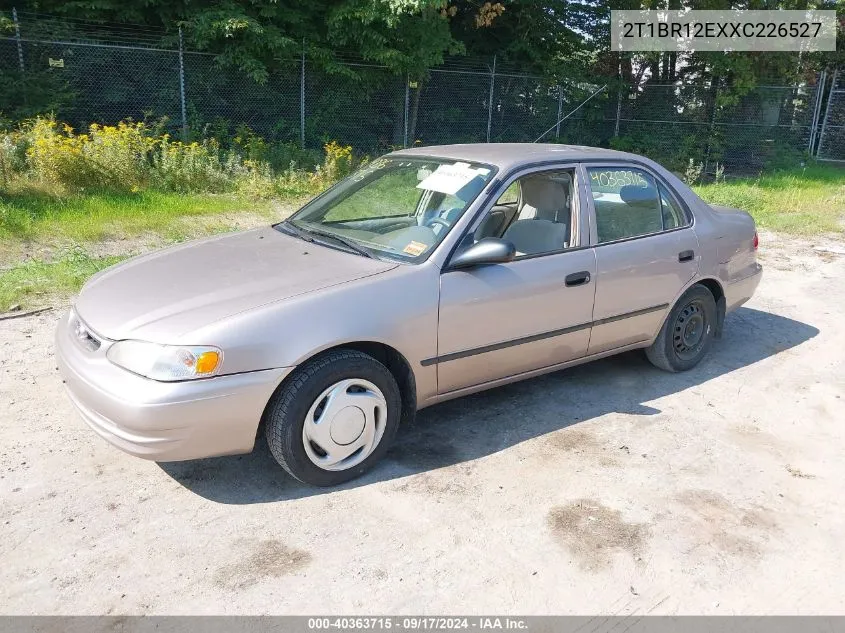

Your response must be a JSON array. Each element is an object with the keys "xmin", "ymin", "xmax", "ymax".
[{"xmin": 448, "ymin": 238, "xmax": 516, "ymax": 270}]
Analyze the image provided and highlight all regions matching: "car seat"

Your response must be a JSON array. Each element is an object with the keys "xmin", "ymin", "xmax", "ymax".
[{"xmin": 502, "ymin": 175, "xmax": 570, "ymax": 255}]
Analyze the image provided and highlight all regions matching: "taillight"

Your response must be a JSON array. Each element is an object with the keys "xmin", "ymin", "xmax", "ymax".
[{"xmin": 753, "ymin": 231, "xmax": 759, "ymax": 250}]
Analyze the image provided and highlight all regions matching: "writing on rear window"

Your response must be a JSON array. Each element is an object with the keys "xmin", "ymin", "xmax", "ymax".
[{"xmin": 589, "ymin": 170, "xmax": 649, "ymax": 191}]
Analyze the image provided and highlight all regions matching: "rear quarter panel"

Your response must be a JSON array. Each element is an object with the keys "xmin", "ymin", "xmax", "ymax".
[
  {"xmin": 633, "ymin": 159, "xmax": 761, "ymax": 318},
  {"xmin": 696, "ymin": 204, "xmax": 759, "ymax": 285}
]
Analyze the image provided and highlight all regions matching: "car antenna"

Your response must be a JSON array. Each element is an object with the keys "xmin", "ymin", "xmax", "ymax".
[{"xmin": 533, "ymin": 84, "xmax": 608, "ymax": 143}]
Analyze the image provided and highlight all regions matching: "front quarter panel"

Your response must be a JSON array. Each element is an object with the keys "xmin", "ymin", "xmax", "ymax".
[{"xmin": 186, "ymin": 263, "xmax": 441, "ymax": 404}]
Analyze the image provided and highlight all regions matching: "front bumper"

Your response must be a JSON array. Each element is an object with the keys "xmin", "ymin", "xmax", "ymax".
[{"xmin": 55, "ymin": 311, "xmax": 292, "ymax": 461}]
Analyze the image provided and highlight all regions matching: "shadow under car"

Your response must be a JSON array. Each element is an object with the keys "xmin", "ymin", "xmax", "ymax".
[{"xmin": 158, "ymin": 307, "xmax": 818, "ymax": 503}]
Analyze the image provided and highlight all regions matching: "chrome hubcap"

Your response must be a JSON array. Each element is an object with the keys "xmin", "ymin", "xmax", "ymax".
[{"xmin": 302, "ymin": 378, "xmax": 387, "ymax": 471}]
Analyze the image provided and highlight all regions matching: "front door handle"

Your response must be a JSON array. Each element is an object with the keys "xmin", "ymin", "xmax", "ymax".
[
  {"xmin": 679, "ymin": 250, "xmax": 695, "ymax": 262},
  {"xmin": 565, "ymin": 271, "xmax": 591, "ymax": 287}
]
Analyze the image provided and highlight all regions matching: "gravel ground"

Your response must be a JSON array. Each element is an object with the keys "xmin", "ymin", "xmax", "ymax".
[{"xmin": 1, "ymin": 231, "xmax": 844, "ymax": 615}]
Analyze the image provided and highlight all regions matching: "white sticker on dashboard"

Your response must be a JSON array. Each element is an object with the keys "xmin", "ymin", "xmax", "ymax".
[{"xmin": 416, "ymin": 163, "xmax": 484, "ymax": 195}]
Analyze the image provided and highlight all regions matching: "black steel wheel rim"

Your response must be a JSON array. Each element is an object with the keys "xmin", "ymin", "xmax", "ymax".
[{"xmin": 673, "ymin": 300, "xmax": 707, "ymax": 361}]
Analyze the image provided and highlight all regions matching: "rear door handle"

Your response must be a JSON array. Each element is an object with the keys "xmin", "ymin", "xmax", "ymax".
[
  {"xmin": 679, "ymin": 250, "xmax": 695, "ymax": 262},
  {"xmin": 565, "ymin": 271, "xmax": 591, "ymax": 287}
]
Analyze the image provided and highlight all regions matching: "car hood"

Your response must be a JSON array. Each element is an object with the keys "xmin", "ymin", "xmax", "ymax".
[{"xmin": 75, "ymin": 226, "xmax": 398, "ymax": 341}]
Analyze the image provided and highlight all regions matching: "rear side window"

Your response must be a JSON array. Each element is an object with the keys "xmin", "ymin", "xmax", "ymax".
[
  {"xmin": 586, "ymin": 167, "xmax": 666, "ymax": 243},
  {"xmin": 658, "ymin": 183, "xmax": 689, "ymax": 230}
]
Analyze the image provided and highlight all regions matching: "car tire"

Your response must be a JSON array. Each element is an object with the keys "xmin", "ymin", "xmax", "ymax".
[
  {"xmin": 264, "ymin": 349, "xmax": 402, "ymax": 486},
  {"xmin": 645, "ymin": 284, "xmax": 717, "ymax": 373}
]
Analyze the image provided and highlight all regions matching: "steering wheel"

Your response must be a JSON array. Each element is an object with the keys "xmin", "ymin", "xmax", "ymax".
[{"xmin": 424, "ymin": 217, "xmax": 452, "ymax": 232}]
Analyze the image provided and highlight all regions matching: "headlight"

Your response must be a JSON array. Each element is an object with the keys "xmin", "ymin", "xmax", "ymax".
[{"xmin": 106, "ymin": 340, "xmax": 222, "ymax": 381}]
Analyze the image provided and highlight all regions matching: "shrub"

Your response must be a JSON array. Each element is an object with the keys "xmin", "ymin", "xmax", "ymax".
[
  {"xmin": 0, "ymin": 116, "xmax": 356, "ymax": 200},
  {"xmin": 25, "ymin": 118, "xmax": 155, "ymax": 192},
  {"xmin": 0, "ymin": 131, "xmax": 26, "ymax": 188},
  {"xmin": 235, "ymin": 142, "xmax": 358, "ymax": 201},
  {"xmin": 320, "ymin": 141, "xmax": 355, "ymax": 181},
  {"xmin": 152, "ymin": 136, "xmax": 236, "ymax": 193},
  {"xmin": 232, "ymin": 124, "xmax": 268, "ymax": 163}
]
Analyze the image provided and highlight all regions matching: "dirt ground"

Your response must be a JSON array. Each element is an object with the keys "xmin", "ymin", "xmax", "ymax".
[{"xmin": 1, "ymin": 230, "xmax": 844, "ymax": 615}]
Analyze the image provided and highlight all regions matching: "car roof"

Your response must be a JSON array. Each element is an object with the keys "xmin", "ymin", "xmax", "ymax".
[{"xmin": 389, "ymin": 143, "xmax": 641, "ymax": 171}]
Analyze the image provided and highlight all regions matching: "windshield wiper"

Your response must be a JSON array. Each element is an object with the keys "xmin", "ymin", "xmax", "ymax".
[
  {"xmin": 277, "ymin": 220, "xmax": 314, "ymax": 242},
  {"xmin": 279, "ymin": 220, "xmax": 374, "ymax": 259},
  {"xmin": 305, "ymin": 227, "xmax": 375, "ymax": 259}
]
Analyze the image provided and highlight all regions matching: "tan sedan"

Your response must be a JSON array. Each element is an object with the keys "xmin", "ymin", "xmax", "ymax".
[{"xmin": 56, "ymin": 144, "xmax": 762, "ymax": 486}]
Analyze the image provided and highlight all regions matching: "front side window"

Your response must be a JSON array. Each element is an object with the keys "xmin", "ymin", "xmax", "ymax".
[
  {"xmin": 586, "ymin": 167, "xmax": 664, "ymax": 243},
  {"xmin": 497, "ymin": 181, "xmax": 520, "ymax": 205},
  {"xmin": 469, "ymin": 170, "xmax": 575, "ymax": 257},
  {"xmin": 284, "ymin": 157, "xmax": 495, "ymax": 262}
]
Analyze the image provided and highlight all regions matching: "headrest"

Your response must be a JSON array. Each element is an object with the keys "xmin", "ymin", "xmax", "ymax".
[
  {"xmin": 619, "ymin": 184, "xmax": 658, "ymax": 207},
  {"xmin": 521, "ymin": 175, "xmax": 569, "ymax": 210}
]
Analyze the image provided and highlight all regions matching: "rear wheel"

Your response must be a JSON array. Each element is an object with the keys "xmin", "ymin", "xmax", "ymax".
[
  {"xmin": 264, "ymin": 349, "xmax": 401, "ymax": 486},
  {"xmin": 646, "ymin": 285, "xmax": 717, "ymax": 372}
]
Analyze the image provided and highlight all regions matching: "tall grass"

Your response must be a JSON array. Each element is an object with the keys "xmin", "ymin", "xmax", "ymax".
[
  {"xmin": 0, "ymin": 189, "xmax": 271, "ymax": 242},
  {"xmin": 0, "ymin": 117, "xmax": 358, "ymax": 248},
  {"xmin": 694, "ymin": 165, "xmax": 845, "ymax": 235}
]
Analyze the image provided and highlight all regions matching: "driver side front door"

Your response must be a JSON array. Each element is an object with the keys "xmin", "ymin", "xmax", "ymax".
[{"xmin": 430, "ymin": 166, "xmax": 597, "ymax": 395}]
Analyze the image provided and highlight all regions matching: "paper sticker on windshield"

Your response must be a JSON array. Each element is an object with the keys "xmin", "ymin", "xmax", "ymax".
[
  {"xmin": 403, "ymin": 241, "xmax": 428, "ymax": 256},
  {"xmin": 417, "ymin": 163, "xmax": 484, "ymax": 195}
]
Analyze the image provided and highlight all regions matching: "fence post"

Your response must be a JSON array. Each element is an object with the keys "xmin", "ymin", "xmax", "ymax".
[
  {"xmin": 614, "ymin": 64, "xmax": 623, "ymax": 138},
  {"xmin": 12, "ymin": 8, "xmax": 24, "ymax": 74},
  {"xmin": 177, "ymin": 27, "xmax": 188, "ymax": 141},
  {"xmin": 808, "ymin": 70, "xmax": 826, "ymax": 153},
  {"xmin": 555, "ymin": 85, "xmax": 563, "ymax": 139},
  {"xmin": 614, "ymin": 89, "xmax": 623, "ymax": 138},
  {"xmin": 486, "ymin": 55, "xmax": 496, "ymax": 143},
  {"xmin": 300, "ymin": 41, "xmax": 306, "ymax": 150},
  {"xmin": 816, "ymin": 68, "xmax": 838, "ymax": 158},
  {"xmin": 403, "ymin": 74, "xmax": 410, "ymax": 148},
  {"xmin": 704, "ymin": 80, "xmax": 719, "ymax": 174}
]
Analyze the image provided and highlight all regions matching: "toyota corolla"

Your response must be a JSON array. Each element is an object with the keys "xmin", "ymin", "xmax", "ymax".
[{"xmin": 56, "ymin": 143, "xmax": 762, "ymax": 486}]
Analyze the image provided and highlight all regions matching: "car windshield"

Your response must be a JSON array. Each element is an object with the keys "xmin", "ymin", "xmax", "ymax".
[{"xmin": 282, "ymin": 157, "xmax": 496, "ymax": 262}]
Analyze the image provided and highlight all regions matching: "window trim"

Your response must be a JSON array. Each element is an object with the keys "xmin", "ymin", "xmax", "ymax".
[
  {"xmin": 442, "ymin": 163, "xmax": 588, "ymax": 271},
  {"xmin": 581, "ymin": 161, "xmax": 695, "ymax": 248}
]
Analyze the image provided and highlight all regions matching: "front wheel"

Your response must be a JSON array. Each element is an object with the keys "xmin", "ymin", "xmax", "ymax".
[
  {"xmin": 645, "ymin": 285, "xmax": 717, "ymax": 372},
  {"xmin": 264, "ymin": 349, "xmax": 402, "ymax": 486}
]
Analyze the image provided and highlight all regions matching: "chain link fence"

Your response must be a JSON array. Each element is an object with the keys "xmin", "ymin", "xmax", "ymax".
[
  {"xmin": 1, "ymin": 11, "xmax": 841, "ymax": 174},
  {"xmin": 817, "ymin": 69, "xmax": 845, "ymax": 162},
  {"xmin": 606, "ymin": 82, "xmax": 822, "ymax": 172},
  {"xmin": 184, "ymin": 52, "xmax": 301, "ymax": 144}
]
